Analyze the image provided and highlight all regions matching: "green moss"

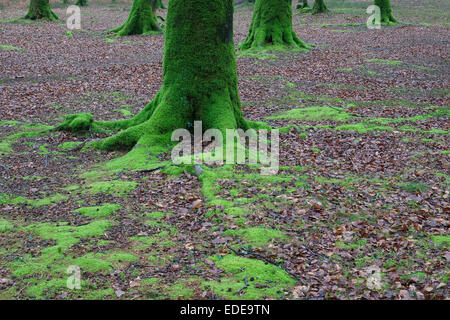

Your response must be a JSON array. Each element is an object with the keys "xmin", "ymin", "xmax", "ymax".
[
  {"xmin": 224, "ymin": 227, "xmax": 287, "ymax": 247},
  {"xmin": 399, "ymin": 182, "xmax": 428, "ymax": 193},
  {"xmin": 0, "ymin": 141, "xmax": 12, "ymax": 155},
  {"xmin": 430, "ymin": 235, "xmax": 449, "ymax": 246},
  {"xmin": 0, "ymin": 219, "xmax": 13, "ymax": 232},
  {"xmin": 0, "ymin": 193, "xmax": 67, "ymax": 207},
  {"xmin": 107, "ymin": 252, "xmax": 137, "ymax": 263},
  {"xmin": 241, "ymin": 0, "xmax": 309, "ymax": 50},
  {"xmin": 203, "ymin": 255, "xmax": 296, "ymax": 299},
  {"xmin": 83, "ymin": 180, "xmax": 138, "ymax": 195},
  {"xmin": 114, "ymin": 108, "xmax": 133, "ymax": 117},
  {"xmin": 336, "ymin": 239, "xmax": 367, "ymax": 249},
  {"xmin": 82, "ymin": 288, "xmax": 115, "ymax": 300},
  {"xmin": 167, "ymin": 281, "xmax": 195, "ymax": 299},
  {"xmin": 10, "ymin": 220, "xmax": 112, "ymax": 284},
  {"xmin": 58, "ymin": 141, "xmax": 83, "ymax": 150},
  {"xmin": 74, "ymin": 204, "xmax": 121, "ymax": 217},
  {"xmin": 268, "ymin": 106, "xmax": 352, "ymax": 122},
  {"xmin": 0, "ymin": 44, "xmax": 23, "ymax": 51},
  {"xmin": 25, "ymin": 278, "xmax": 67, "ymax": 298},
  {"xmin": 335, "ymin": 123, "xmax": 393, "ymax": 133}
]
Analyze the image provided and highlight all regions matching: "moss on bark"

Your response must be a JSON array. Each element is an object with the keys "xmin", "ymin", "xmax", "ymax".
[
  {"xmin": 374, "ymin": 0, "xmax": 398, "ymax": 25},
  {"xmin": 297, "ymin": 0, "xmax": 309, "ymax": 9},
  {"xmin": 58, "ymin": 0, "xmax": 261, "ymax": 155},
  {"xmin": 241, "ymin": 0, "xmax": 309, "ymax": 50},
  {"xmin": 75, "ymin": 0, "xmax": 88, "ymax": 6},
  {"xmin": 109, "ymin": 0, "xmax": 161, "ymax": 37},
  {"xmin": 312, "ymin": 0, "xmax": 328, "ymax": 14},
  {"xmin": 23, "ymin": 0, "xmax": 59, "ymax": 21},
  {"xmin": 157, "ymin": 0, "xmax": 165, "ymax": 9}
]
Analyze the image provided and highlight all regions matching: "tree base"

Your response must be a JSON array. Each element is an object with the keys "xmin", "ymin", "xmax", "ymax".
[
  {"xmin": 23, "ymin": 4, "xmax": 59, "ymax": 22},
  {"xmin": 109, "ymin": 0, "xmax": 161, "ymax": 37},
  {"xmin": 312, "ymin": 1, "xmax": 328, "ymax": 15},
  {"xmin": 381, "ymin": 14, "xmax": 399, "ymax": 26},
  {"xmin": 75, "ymin": 0, "xmax": 88, "ymax": 7},
  {"xmin": 242, "ymin": 0, "xmax": 310, "ymax": 51}
]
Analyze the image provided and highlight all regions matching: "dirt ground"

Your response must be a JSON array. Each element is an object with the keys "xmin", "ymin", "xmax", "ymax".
[{"xmin": 0, "ymin": 0, "xmax": 448, "ymax": 300}]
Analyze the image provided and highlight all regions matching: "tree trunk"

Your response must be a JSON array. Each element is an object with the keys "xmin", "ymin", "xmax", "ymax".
[
  {"xmin": 23, "ymin": 0, "xmax": 59, "ymax": 21},
  {"xmin": 59, "ymin": 0, "xmax": 254, "ymax": 152},
  {"xmin": 241, "ymin": 0, "xmax": 308, "ymax": 50},
  {"xmin": 109, "ymin": 0, "xmax": 161, "ymax": 36},
  {"xmin": 312, "ymin": 0, "xmax": 328, "ymax": 14},
  {"xmin": 157, "ymin": 0, "xmax": 165, "ymax": 9},
  {"xmin": 297, "ymin": 0, "xmax": 308, "ymax": 9},
  {"xmin": 374, "ymin": 0, "xmax": 398, "ymax": 24},
  {"xmin": 75, "ymin": 0, "xmax": 88, "ymax": 6}
]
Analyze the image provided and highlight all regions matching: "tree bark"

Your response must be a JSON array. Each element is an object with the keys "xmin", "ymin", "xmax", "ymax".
[
  {"xmin": 312, "ymin": 0, "xmax": 328, "ymax": 14},
  {"xmin": 241, "ymin": 0, "xmax": 308, "ymax": 50},
  {"xmin": 297, "ymin": 0, "xmax": 308, "ymax": 9},
  {"xmin": 23, "ymin": 0, "xmax": 59, "ymax": 21},
  {"xmin": 374, "ymin": 0, "xmax": 398, "ymax": 24},
  {"xmin": 157, "ymin": 0, "xmax": 165, "ymax": 9},
  {"xmin": 110, "ymin": 0, "xmax": 161, "ymax": 37},
  {"xmin": 59, "ymin": 0, "xmax": 255, "ymax": 152},
  {"xmin": 75, "ymin": 0, "xmax": 88, "ymax": 6}
]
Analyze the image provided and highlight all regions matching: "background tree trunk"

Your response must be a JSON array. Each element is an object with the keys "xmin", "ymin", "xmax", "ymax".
[
  {"xmin": 75, "ymin": 0, "xmax": 88, "ymax": 7},
  {"xmin": 241, "ymin": 0, "xmax": 308, "ymax": 50},
  {"xmin": 109, "ymin": 0, "xmax": 161, "ymax": 37},
  {"xmin": 23, "ymin": 0, "xmax": 59, "ymax": 21},
  {"xmin": 374, "ymin": 0, "xmax": 398, "ymax": 24},
  {"xmin": 312, "ymin": 0, "xmax": 328, "ymax": 14},
  {"xmin": 297, "ymin": 0, "xmax": 308, "ymax": 9}
]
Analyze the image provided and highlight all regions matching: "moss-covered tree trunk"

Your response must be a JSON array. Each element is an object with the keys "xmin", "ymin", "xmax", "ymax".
[
  {"xmin": 241, "ymin": 0, "xmax": 308, "ymax": 50},
  {"xmin": 75, "ymin": 0, "xmax": 88, "ymax": 6},
  {"xmin": 59, "ymin": 0, "xmax": 253, "ymax": 152},
  {"xmin": 157, "ymin": 0, "xmax": 165, "ymax": 9},
  {"xmin": 110, "ymin": 0, "xmax": 161, "ymax": 36},
  {"xmin": 375, "ymin": 0, "xmax": 398, "ymax": 24},
  {"xmin": 297, "ymin": 0, "xmax": 308, "ymax": 9},
  {"xmin": 23, "ymin": 0, "xmax": 59, "ymax": 21},
  {"xmin": 312, "ymin": 0, "xmax": 328, "ymax": 14}
]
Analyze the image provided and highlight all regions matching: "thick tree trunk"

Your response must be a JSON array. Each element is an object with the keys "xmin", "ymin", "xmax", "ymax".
[
  {"xmin": 23, "ymin": 0, "xmax": 59, "ymax": 21},
  {"xmin": 312, "ymin": 0, "xmax": 328, "ymax": 14},
  {"xmin": 75, "ymin": 0, "xmax": 88, "ymax": 6},
  {"xmin": 110, "ymin": 0, "xmax": 161, "ymax": 36},
  {"xmin": 59, "ymin": 0, "xmax": 253, "ymax": 152},
  {"xmin": 241, "ymin": 0, "xmax": 308, "ymax": 50},
  {"xmin": 374, "ymin": 0, "xmax": 398, "ymax": 24}
]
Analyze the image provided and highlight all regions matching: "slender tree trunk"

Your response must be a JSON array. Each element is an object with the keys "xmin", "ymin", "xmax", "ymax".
[
  {"xmin": 157, "ymin": 0, "xmax": 165, "ymax": 9},
  {"xmin": 241, "ymin": 0, "xmax": 308, "ymax": 50},
  {"xmin": 312, "ymin": 0, "xmax": 328, "ymax": 14},
  {"xmin": 110, "ymin": 0, "xmax": 161, "ymax": 37},
  {"xmin": 374, "ymin": 0, "xmax": 398, "ymax": 24},
  {"xmin": 297, "ymin": 0, "xmax": 308, "ymax": 9},
  {"xmin": 75, "ymin": 0, "xmax": 88, "ymax": 6},
  {"xmin": 23, "ymin": 0, "xmax": 59, "ymax": 21},
  {"xmin": 59, "ymin": 0, "xmax": 253, "ymax": 152}
]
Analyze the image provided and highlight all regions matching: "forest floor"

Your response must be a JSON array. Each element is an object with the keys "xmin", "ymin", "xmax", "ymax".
[{"xmin": 0, "ymin": 0, "xmax": 448, "ymax": 300}]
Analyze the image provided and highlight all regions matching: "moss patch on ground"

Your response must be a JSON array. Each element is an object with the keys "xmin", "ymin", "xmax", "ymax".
[
  {"xmin": 203, "ymin": 255, "xmax": 296, "ymax": 299},
  {"xmin": 74, "ymin": 203, "xmax": 122, "ymax": 217},
  {"xmin": 224, "ymin": 227, "xmax": 288, "ymax": 247}
]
